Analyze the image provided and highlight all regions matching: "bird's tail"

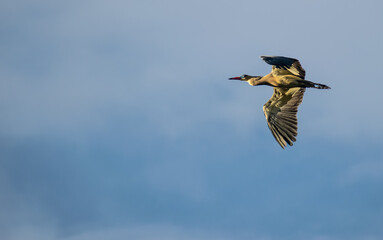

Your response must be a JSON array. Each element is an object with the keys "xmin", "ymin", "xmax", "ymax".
[
  {"xmin": 299, "ymin": 80, "xmax": 331, "ymax": 89},
  {"xmin": 312, "ymin": 83, "xmax": 331, "ymax": 89}
]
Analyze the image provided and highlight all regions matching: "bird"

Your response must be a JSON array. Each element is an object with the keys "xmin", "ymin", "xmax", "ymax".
[{"xmin": 229, "ymin": 56, "xmax": 330, "ymax": 149}]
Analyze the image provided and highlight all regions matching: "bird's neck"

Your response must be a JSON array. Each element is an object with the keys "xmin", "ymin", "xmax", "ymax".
[{"xmin": 248, "ymin": 76, "xmax": 265, "ymax": 86}]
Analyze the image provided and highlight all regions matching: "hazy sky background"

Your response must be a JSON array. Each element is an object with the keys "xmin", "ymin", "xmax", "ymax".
[{"xmin": 1, "ymin": 0, "xmax": 383, "ymax": 239}]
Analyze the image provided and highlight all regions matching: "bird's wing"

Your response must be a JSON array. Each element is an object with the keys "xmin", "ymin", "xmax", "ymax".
[
  {"xmin": 263, "ymin": 87, "xmax": 305, "ymax": 148},
  {"xmin": 260, "ymin": 56, "xmax": 306, "ymax": 78}
]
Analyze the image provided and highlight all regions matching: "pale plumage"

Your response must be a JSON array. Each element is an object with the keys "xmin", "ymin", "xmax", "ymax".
[{"xmin": 229, "ymin": 56, "xmax": 330, "ymax": 148}]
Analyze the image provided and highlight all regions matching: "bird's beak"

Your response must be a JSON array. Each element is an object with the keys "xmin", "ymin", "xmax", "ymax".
[{"xmin": 228, "ymin": 76, "xmax": 241, "ymax": 80}]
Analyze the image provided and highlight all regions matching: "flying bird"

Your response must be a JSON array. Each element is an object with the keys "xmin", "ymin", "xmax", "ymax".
[{"xmin": 229, "ymin": 56, "xmax": 330, "ymax": 148}]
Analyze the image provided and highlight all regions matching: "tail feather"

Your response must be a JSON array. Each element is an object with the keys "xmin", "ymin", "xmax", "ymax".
[
  {"xmin": 313, "ymin": 83, "xmax": 331, "ymax": 89},
  {"xmin": 296, "ymin": 80, "xmax": 331, "ymax": 89}
]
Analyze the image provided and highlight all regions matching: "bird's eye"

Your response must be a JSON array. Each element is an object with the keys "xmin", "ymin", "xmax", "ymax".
[{"xmin": 241, "ymin": 74, "xmax": 246, "ymax": 79}]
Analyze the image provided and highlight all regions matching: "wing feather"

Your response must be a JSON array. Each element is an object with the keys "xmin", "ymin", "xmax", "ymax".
[
  {"xmin": 273, "ymin": 124, "xmax": 294, "ymax": 146},
  {"xmin": 263, "ymin": 87, "xmax": 305, "ymax": 148},
  {"xmin": 273, "ymin": 119, "xmax": 297, "ymax": 139},
  {"xmin": 260, "ymin": 56, "xmax": 306, "ymax": 78},
  {"xmin": 268, "ymin": 124, "xmax": 287, "ymax": 147}
]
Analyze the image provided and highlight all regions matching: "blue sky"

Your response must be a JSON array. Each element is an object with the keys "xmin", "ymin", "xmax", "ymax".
[{"xmin": 1, "ymin": 0, "xmax": 383, "ymax": 239}]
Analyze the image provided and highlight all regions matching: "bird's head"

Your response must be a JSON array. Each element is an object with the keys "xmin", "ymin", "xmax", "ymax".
[
  {"xmin": 228, "ymin": 74, "xmax": 251, "ymax": 81},
  {"xmin": 229, "ymin": 74, "xmax": 262, "ymax": 86}
]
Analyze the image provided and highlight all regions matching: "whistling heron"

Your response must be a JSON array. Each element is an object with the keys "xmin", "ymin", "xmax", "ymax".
[{"xmin": 229, "ymin": 56, "xmax": 330, "ymax": 149}]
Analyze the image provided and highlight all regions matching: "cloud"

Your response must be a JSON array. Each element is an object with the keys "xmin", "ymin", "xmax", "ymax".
[
  {"xmin": 4, "ymin": 223, "xmax": 382, "ymax": 240},
  {"xmin": 1, "ymin": 1, "xmax": 383, "ymax": 240},
  {"xmin": 0, "ymin": 167, "xmax": 56, "ymax": 240},
  {"xmin": 63, "ymin": 224, "xmax": 230, "ymax": 240},
  {"xmin": 339, "ymin": 160, "xmax": 383, "ymax": 185},
  {"xmin": 4, "ymin": 223, "xmax": 275, "ymax": 240},
  {"xmin": 1, "ymin": 0, "xmax": 383, "ymax": 143}
]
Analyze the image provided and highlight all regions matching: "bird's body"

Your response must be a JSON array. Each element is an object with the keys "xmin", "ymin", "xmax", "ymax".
[{"xmin": 229, "ymin": 56, "xmax": 330, "ymax": 148}]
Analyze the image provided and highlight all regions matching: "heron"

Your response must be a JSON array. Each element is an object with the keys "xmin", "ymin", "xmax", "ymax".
[{"xmin": 229, "ymin": 56, "xmax": 330, "ymax": 149}]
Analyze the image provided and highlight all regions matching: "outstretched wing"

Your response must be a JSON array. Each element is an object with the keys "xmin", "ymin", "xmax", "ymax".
[
  {"xmin": 263, "ymin": 87, "xmax": 305, "ymax": 148},
  {"xmin": 260, "ymin": 56, "xmax": 306, "ymax": 78}
]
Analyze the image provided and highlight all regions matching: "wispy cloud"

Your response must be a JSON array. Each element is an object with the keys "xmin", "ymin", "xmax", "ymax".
[
  {"xmin": 1, "ymin": 1, "xmax": 383, "ymax": 240},
  {"xmin": 339, "ymin": 160, "xmax": 383, "ymax": 185}
]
